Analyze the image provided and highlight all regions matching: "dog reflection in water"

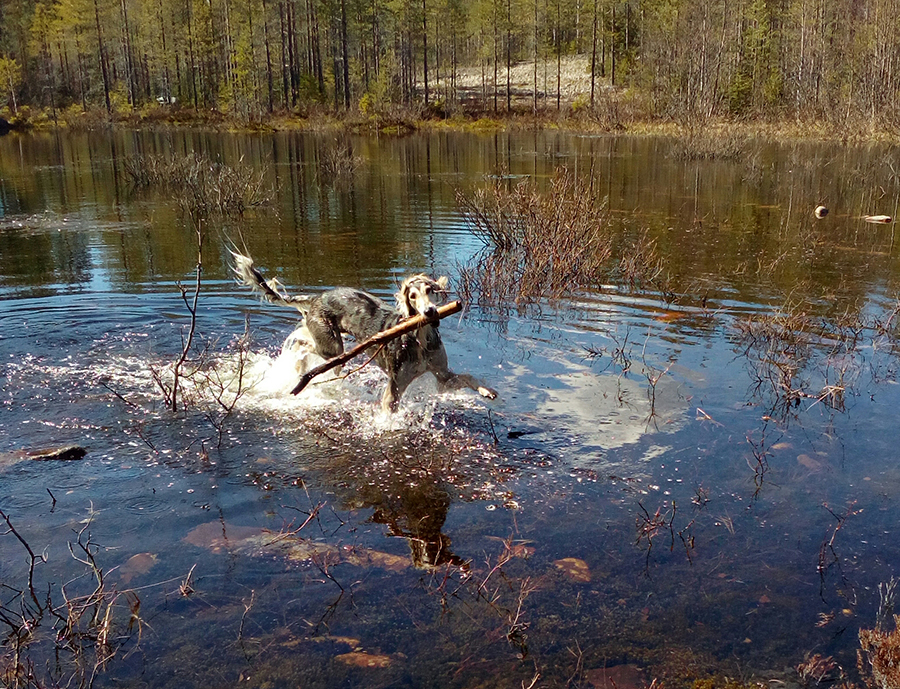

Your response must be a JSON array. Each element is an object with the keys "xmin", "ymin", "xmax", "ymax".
[
  {"xmin": 362, "ymin": 479, "xmax": 466, "ymax": 570},
  {"xmin": 232, "ymin": 251, "xmax": 497, "ymax": 412}
]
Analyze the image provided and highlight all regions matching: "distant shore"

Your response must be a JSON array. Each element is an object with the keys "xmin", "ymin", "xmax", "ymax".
[
  {"xmin": 4, "ymin": 54, "xmax": 898, "ymax": 145},
  {"xmin": 6, "ymin": 101, "xmax": 899, "ymax": 146}
]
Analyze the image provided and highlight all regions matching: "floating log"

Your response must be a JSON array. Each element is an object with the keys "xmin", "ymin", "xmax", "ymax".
[{"xmin": 290, "ymin": 300, "xmax": 463, "ymax": 396}]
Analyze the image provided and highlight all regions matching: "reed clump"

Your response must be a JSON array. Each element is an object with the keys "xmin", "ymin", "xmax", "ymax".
[{"xmin": 123, "ymin": 153, "xmax": 272, "ymax": 216}]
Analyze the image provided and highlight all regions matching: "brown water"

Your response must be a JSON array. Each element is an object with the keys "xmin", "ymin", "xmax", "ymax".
[{"xmin": 2, "ymin": 129, "xmax": 900, "ymax": 688}]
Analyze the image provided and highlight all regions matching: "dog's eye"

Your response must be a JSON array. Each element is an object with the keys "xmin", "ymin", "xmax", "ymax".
[{"xmin": 424, "ymin": 286, "xmax": 432, "ymax": 295}]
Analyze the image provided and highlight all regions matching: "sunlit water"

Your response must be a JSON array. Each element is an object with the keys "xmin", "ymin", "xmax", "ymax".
[{"xmin": 3, "ymin": 129, "xmax": 900, "ymax": 687}]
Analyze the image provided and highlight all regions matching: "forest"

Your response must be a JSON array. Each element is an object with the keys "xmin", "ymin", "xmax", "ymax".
[{"xmin": 2, "ymin": 0, "xmax": 900, "ymax": 129}]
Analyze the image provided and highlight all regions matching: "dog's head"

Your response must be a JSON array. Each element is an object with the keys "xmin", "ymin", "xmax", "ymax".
[{"xmin": 397, "ymin": 274, "xmax": 449, "ymax": 319}]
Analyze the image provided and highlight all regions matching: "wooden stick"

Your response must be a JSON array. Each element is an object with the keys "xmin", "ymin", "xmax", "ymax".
[{"xmin": 290, "ymin": 300, "xmax": 463, "ymax": 395}]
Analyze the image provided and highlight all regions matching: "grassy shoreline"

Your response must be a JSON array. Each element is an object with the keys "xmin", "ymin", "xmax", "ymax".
[{"xmin": 5, "ymin": 100, "xmax": 900, "ymax": 145}]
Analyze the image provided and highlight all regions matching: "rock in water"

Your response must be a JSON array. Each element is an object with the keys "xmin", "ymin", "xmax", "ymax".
[{"xmin": 27, "ymin": 445, "xmax": 88, "ymax": 461}]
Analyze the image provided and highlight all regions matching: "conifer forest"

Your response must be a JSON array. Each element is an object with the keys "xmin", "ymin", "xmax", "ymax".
[{"xmin": 3, "ymin": 0, "xmax": 900, "ymax": 125}]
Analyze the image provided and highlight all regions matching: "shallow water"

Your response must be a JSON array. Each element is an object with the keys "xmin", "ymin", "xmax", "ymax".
[{"xmin": 2, "ymin": 129, "xmax": 900, "ymax": 687}]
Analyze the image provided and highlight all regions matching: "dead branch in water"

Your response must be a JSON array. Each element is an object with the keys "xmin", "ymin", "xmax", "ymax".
[
  {"xmin": 0, "ymin": 507, "xmax": 155, "ymax": 688},
  {"xmin": 290, "ymin": 300, "xmax": 463, "ymax": 395}
]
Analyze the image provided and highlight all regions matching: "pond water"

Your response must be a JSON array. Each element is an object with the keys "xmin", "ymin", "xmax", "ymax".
[{"xmin": 2, "ymin": 129, "xmax": 900, "ymax": 688}]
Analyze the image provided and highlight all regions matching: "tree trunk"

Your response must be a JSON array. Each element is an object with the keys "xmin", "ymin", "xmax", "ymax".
[
  {"xmin": 157, "ymin": 0, "xmax": 172, "ymax": 102},
  {"xmin": 555, "ymin": 0, "xmax": 560, "ymax": 110},
  {"xmin": 422, "ymin": 0, "xmax": 429, "ymax": 105},
  {"xmin": 341, "ymin": 0, "xmax": 351, "ymax": 107},
  {"xmin": 287, "ymin": 1, "xmax": 299, "ymax": 106},
  {"xmin": 590, "ymin": 0, "xmax": 597, "ymax": 105},
  {"xmin": 75, "ymin": 28, "xmax": 88, "ymax": 111},
  {"xmin": 222, "ymin": 0, "xmax": 239, "ymax": 112},
  {"xmin": 371, "ymin": 0, "xmax": 380, "ymax": 79},
  {"xmin": 279, "ymin": 2, "xmax": 290, "ymax": 107},
  {"xmin": 262, "ymin": 0, "xmax": 275, "ymax": 111},
  {"xmin": 93, "ymin": 0, "xmax": 112, "ymax": 114},
  {"xmin": 533, "ymin": 0, "xmax": 538, "ymax": 113},
  {"xmin": 610, "ymin": 2, "xmax": 615, "ymax": 87},
  {"xmin": 493, "ymin": 0, "xmax": 498, "ymax": 111},
  {"xmin": 310, "ymin": 0, "xmax": 324, "ymax": 95},
  {"xmin": 187, "ymin": 0, "xmax": 199, "ymax": 107},
  {"xmin": 506, "ymin": 0, "xmax": 511, "ymax": 111},
  {"xmin": 119, "ymin": 0, "xmax": 136, "ymax": 107}
]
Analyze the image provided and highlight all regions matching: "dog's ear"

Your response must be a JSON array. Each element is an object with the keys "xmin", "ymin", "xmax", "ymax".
[
  {"xmin": 436, "ymin": 276, "xmax": 449, "ymax": 291},
  {"xmin": 396, "ymin": 280, "xmax": 415, "ymax": 317},
  {"xmin": 399, "ymin": 298, "xmax": 414, "ymax": 318}
]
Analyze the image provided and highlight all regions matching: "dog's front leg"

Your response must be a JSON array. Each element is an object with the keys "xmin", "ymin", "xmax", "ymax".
[
  {"xmin": 381, "ymin": 381, "xmax": 401, "ymax": 413},
  {"xmin": 434, "ymin": 370, "xmax": 497, "ymax": 400}
]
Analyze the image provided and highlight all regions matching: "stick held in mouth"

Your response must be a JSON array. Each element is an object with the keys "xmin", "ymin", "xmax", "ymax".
[{"xmin": 290, "ymin": 300, "xmax": 463, "ymax": 395}]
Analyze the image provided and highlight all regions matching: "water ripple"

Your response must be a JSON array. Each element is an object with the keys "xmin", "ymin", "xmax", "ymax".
[{"xmin": 122, "ymin": 495, "xmax": 170, "ymax": 514}]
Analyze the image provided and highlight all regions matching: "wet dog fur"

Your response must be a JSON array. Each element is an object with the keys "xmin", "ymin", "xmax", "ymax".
[{"xmin": 231, "ymin": 251, "xmax": 497, "ymax": 412}]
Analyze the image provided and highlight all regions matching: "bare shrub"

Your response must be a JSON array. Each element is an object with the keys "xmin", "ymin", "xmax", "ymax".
[
  {"xmin": 735, "ymin": 300, "xmax": 814, "ymax": 408},
  {"xmin": 422, "ymin": 533, "xmax": 538, "ymax": 659},
  {"xmin": 456, "ymin": 168, "xmax": 613, "ymax": 305},
  {"xmin": 123, "ymin": 153, "xmax": 271, "ymax": 427},
  {"xmin": 55, "ymin": 519, "xmax": 146, "ymax": 682},
  {"xmin": 456, "ymin": 168, "xmax": 676, "ymax": 309},
  {"xmin": 149, "ymin": 318, "xmax": 254, "ymax": 445},
  {"xmin": 123, "ymin": 153, "xmax": 272, "ymax": 216},
  {"xmin": 316, "ymin": 137, "xmax": 363, "ymax": 182},
  {"xmin": 670, "ymin": 124, "xmax": 750, "ymax": 161},
  {"xmin": 614, "ymin": 230, "xmax": 673, "ymax": 297},
  {"xmin": 150, "ymin": 215, "xmax": 204, "ymax": 414},
  {"xmin": 734, "ymin": 297, "xmax": 888, "ymax": 415},
  {"xmin": 0, "ymin": 508, "xmax": 177, "ymax": 689}
]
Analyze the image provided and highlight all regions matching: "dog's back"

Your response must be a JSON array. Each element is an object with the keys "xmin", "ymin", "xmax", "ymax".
[
  {"xmin": 312, "ymin": 288, "xmax": 400, "ymax": 341},
  {"xmin": 304, "ymin": 287, "xmax": 402, "ymax": 360}
]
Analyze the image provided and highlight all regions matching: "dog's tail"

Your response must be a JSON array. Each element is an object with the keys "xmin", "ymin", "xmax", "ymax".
[{"xmin": 230, "ymin": 250, "xmax": 311, "ymax": 312}]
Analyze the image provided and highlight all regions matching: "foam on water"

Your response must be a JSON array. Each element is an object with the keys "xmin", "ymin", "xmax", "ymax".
[{"xmin": 238, "ymin": 342, "xmax": 448, "ymax": 435}]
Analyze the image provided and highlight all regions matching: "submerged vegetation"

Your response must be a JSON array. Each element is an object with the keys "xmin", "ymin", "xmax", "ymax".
[{"xmin": 0, "ymin": 507, "xmax": 186, "ymax": 689}]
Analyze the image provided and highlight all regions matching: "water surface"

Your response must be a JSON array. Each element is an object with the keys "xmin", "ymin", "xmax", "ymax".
[{"xmin": 2, "ymin": 129, "xmax": 900, "ymax": 687}]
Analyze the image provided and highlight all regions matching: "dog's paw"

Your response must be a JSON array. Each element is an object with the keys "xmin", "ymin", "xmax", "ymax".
[{"xmin": 478, "ymin": 386, "xmax": 498, "ymax": 400}]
